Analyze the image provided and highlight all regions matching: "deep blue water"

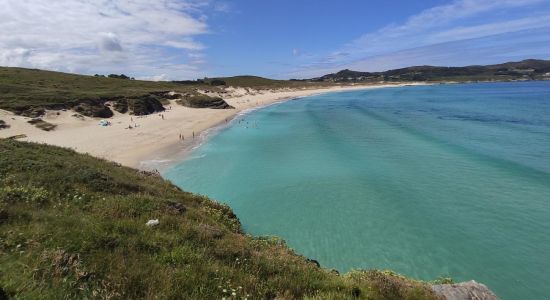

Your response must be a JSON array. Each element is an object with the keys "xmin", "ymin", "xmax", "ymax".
[{"xmin": 165, "ymin": 82, "xmax": 550, "ymax": 299}]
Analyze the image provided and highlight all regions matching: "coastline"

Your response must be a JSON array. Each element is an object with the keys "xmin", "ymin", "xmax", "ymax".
[{"xmin": 0, "ymin": 82, "xmax": 427, "ymax": 170}]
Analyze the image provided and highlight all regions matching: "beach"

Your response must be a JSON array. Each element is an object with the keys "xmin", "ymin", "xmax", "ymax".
[
  {"xmin": 0, "ymin": 83, "xmax": 423, "ymax": 169},
  {"xmin": 164, "ymin": 81, "xmax": 550, "ymax": 300}
]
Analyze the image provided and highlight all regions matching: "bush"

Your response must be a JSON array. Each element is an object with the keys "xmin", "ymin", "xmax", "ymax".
[
  {"xmin": 210, "ymin": 79, "xmax": 226, "ymax": 86},
  {"xmin": 0, "ymin": 185, "xmax": 50, "ymax": 206}
]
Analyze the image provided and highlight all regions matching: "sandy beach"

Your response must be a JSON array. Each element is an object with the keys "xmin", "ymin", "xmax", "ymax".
[{"xmin": 0, "ymin": 83, "xmax": 424, "ymax": 169}]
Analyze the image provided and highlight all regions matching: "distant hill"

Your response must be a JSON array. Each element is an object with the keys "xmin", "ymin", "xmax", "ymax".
[{"xmin": 311, "ymin": 59, "xmax": 550, "ymax": 82}]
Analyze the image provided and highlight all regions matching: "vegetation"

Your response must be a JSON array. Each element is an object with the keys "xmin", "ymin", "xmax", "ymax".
[
  {"xmin": 205, "ymin": 76, "xmax": 326, "ymax": 89},
  {"xmin": 209, "ymin": 79, "xmax": 226, "ymax": 86},
  {"xmin": 312, "ymin": 59, "xmax": 550, "ymax": 83},
  {"xmin": 107, "ymin": 74, "xmax": 134, "ymax": 80},
  {"xmin": 0, "ymin": 120, "xmax": 9, "ymax": 130},
  {"xmin": 27, "ymin": 118, "xmax": 57, "ymax": 131},
  {"xmin": 3, "ymin": 59, "xmax": 545, "ymax": 118},
  {"xmin": 0, "ymin": 140, "xmax": 441, "ymax": 299},
  {"xmin": 0, "ymin": 68, "xmax": 232, "ymax": 117}
]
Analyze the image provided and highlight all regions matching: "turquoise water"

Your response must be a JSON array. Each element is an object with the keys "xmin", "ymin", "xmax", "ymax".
[{"xmin": 165, "ymin": 82, "xmax": 550, "ymax": 299}]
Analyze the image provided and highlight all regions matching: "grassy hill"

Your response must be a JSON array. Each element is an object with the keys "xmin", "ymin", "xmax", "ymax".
[
  {"xmin": 0, "ymin": 68, "xmax": 184, "ymax": 112},
  {"xmin": 313, "ymin": 59, "xmax": 550, "ymax": 82},
  {"xmin": 0, "ymin": 139, "xmax": 443, "ymax": 299},
  {"xmin": 0, "ymin": 68, "xmax": 330, "ymax": 117},
  {"xmin": 0, "ymin": 68, "xmax": 239, "ymax": 117},
  {"xmin": 205, "ymin": 75, "xmax": 324, "ymax": 89}
]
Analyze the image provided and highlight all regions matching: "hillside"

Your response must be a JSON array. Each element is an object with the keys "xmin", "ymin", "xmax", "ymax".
[
  {"xmin": 0, "ymin": 140, "xmax": 445, "ymax": 299},
  {"xmin": 205, "ymin": 75, "xmax": 325, "ymax": 89},
  {"xmin": 0, "ymin": 68, "xmax": 236, "ymax": 117},
  {"xmin": 312, "ymin": 59, "xmax": 550, "ymax": 82}
]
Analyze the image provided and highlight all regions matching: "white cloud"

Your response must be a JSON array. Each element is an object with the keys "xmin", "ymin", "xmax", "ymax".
[
  {"xmin": 0, "ymin": 0, "xmax": 213, "ymax": 79},
  {"xmin": 147, "ymin": 74, "xmax": 170, "ymax": 81},
  {"xmin": 165, "ymin": 40, "xmax": 205, "ymax": 50},
  {"xmin": 347, "ymin": 0, "xmax": 548, "ymax": 58},
  {"xmin": 285, "ymin": 0, "xmax": 550, "ymax": 78}
]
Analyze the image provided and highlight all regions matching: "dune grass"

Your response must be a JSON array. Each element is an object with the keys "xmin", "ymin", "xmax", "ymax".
[{"xmin": 0, "ymin": 140, "xmax": 441, "ymax": 299}]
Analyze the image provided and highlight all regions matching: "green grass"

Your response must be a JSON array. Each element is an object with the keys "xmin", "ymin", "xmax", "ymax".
[
  {"xmin": 0, "ymin": 140, "xmax": 440, "ymax": 299},
  {"xmin": 0, "ymin": 68, "xmax": 194, "ymax": 112},
  {"xmin": 207, "ymin": 75, "xmax": 329, "ymax": 88},
  {"xmin": 0, "ymin": 68, "xmax": 331, "ymax": 116}
]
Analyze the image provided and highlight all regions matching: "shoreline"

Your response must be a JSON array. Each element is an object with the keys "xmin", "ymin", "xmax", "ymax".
[
  {"xmin": 0, "ymin": 83, "xmax": 427, "ymax": 170},
  {"xmin": 139, "ymin": 83, "xmax": 427, "ymax": 172},
  {"xmin": 140, "ymin": 94, "xmax": 307, "ymax": 173}
]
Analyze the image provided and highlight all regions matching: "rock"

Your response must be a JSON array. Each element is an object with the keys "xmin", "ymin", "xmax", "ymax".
[
  {"xmin": 113, "ymin": 99, "xmax": 128, "ymax": 113},
  {"xmin": 0, "ymin": 286, "xmax": 9, "ymax": 300},
  {"xmin": 306, "ymin": 258, "xmax": 320, "ymax": 268},
  {"xmin": 127, "ymin": 95, "xmax": 165, "ymax": 115},
  {"xmin": 19, "ymin": 107, "xmax": 46, "ymax": 118},
  {"xmin": 137, "ymin": 170, "xmax": 161, "ymax": 177},
  {"xmin": 176, "ymin": 95, "xmax": 234, "ymax": 109},
  {"xmin": 351, "ymin": 287, "xmax": 361, "ymax": 298},
  {"xmin": 197, "ymin": 223, "xmax": 224, "ymax": 239},
  {"xmin": 432, "ymin": 280, "xmax": 499, "ymax": 300},
  {"xmin": 165, "ymin": 201, "xmax": 186, "ymax": 215},
  {"xmin": 146, "ymin": 219, "xmax": 160, "ymax": 227},
  {"xmin": 74, "ymin": 103, "xmax": 113, "ymax": 118},
  {"xmin": 0, "ymin": 120, "xmax": 9, "ymax": 130}
]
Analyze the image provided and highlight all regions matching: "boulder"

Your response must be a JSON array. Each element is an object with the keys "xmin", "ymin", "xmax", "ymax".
[{"xmin": 432, "ymin": 280, "xmax": 499, "ymax": 300}]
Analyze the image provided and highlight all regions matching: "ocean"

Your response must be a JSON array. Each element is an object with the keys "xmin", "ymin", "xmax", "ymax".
[{"xmin": 164, "ymin": 81, "xmax": 550, "ymax": 299}]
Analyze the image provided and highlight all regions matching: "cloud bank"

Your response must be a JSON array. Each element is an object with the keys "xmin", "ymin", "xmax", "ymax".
[{"xmin": 0, "ymin": 0, "xmax": 214, "ymax": 79}]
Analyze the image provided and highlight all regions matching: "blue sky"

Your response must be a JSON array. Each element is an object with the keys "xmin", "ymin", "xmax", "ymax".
[{"xmin": 1, "ymin": 0, "xmax": 550, "ymax": 79}]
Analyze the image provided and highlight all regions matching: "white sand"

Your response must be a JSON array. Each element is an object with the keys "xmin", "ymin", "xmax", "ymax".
[{"xmin": 0, "ymin": 83, "xmax": 425, "ymax": 169}]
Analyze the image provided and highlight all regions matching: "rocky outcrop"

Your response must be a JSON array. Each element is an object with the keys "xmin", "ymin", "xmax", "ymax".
[
  {"xmin": 17, "ymin": 107, "xmax": 46, "ymax": 118},
  {"xmin": 176, "ymin": 94, "xmax": 234, "ymax": 109},
  {"xmin": 432, "ymin": 280, "xmax": 499, "ymax": 300},
  {"xmin": 126, "ymin": 95, "xmax": 165, "ymax": 115},
  {"xmin": 12, "ymin": 90, "xmax": 230, "ymax": 119},
  {"xmin": 74, "ymin": 102, "xmax": 113, "ymax": 118}
]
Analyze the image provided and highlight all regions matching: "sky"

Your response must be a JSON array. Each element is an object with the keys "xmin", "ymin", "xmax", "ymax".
[{"xmin": 1, "ymin": 0, "xmax": 550, "ymax": 80}]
